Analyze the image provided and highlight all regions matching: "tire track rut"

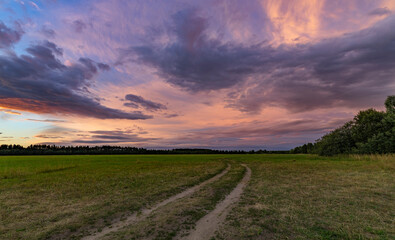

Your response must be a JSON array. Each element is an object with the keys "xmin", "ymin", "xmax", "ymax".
[
  {"xmin": 178, "ymin": 164, "xmax": 251, "ymax": 240},
  {"xmin": 82, "ymin": 164, "xmax": 231, "ymax": 240}
]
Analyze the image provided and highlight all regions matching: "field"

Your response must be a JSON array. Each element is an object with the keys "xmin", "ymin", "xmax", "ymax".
[{"xmin": 0, "ymin": 154, "xmax": 394, "ymax": 239}]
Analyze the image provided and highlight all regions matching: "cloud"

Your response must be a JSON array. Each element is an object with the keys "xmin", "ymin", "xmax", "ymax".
[
  {"xmin": 97, "ymin": 62, "xmax": 111, "ymax": 71},
  {"xmin": 125, "ymin": 9, "xmax": 395, "ymax": 112},
  {"xmin": 40, "ymin": 25, "xmax": 56, "ymax": 39},
  {"xmin": 0, "ymin": 109, "xmax": 21, "ymax": 115},
  {"xmin": 118, "ymin": 9, "xmax": 273, "ymax": 92},
  {"xmin": 29, "ymin": 1, "xmax": 40, "ymax": 11},
  {"xmin": 164, "ymin": 113, "xmax": 179, "ymax": 118},
  {"xmin": 72, "ymin": 19, "xmax": 87, "ymax": 33},
  {"xmin": 35, "ymin": 127, "xmax": 157, "ymax": 145},
  {"xmin": 369, "ymin": 7, "xmax": 392, "ymax": 16},
  {"xmin": 228, "ymin": 14, "xmax": 395, "ymax": 112},
  {"xmin": 124, "ymin": 94, "xmax": 167, "ymax": 111},
  {"xmin": 0, "ymin": 29, "xmax": 151, "ymax": 120},
  {"xmin": 164, "ymin": 117, "xmax": 350, "ymax": 149},
  {"xmin": 71, "ymin": 130, "xmax": 158, "ymax": 144},
  {"xmin": 0, "ymin": 21, "xmax": 24, "ymax": 48},
  {"xmin": 34, "ymin": 135, "xmax": 63, "ymax": 139},
  {"xmin": 182, "ymin": 119, "xmax": 342, "ymax": 139},
  {"xmin": 26, "ymin": 119, "xmax": 66, "ymax": 123}
]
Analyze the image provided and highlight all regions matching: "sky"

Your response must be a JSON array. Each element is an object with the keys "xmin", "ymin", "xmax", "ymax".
[{"xmin": 0, "ymin": 0, "xmax": 394, "ymax": 150}]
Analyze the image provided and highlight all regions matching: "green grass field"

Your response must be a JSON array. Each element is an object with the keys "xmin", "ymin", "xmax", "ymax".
[{"xmin": 0, "ymin": 154, "xmax": 394, "ymax": 239}]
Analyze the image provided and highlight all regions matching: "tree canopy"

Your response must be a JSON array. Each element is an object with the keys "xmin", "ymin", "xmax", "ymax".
[{"xmin": 292, "ymin": 96, "xmax": 395, "ymax": 156}]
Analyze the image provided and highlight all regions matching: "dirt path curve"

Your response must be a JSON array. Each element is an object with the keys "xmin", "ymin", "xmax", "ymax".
[
  {"xmin": 178, "ymin": 164, "xmax": 251, "ymax": 240},
  {"xmin": 82, "ymin": 164, "xmax": 231, "ymax": 240}
]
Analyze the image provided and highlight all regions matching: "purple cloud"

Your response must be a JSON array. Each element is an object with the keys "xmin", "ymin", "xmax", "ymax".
[
  {"xmin": 72, "ymin": 130, "xmax": 158, "ymax": 144},
  {"xmin": 72, "ymin": 19, "xmax": 87, "ymax": 33},
  {"xmin": 122, "ymin": 9, "xmax": 395, "ymax": 113},
  {"xmin": 124, "ymin": 94, "xmax": 167, "ymax": 111},
  {"xmin": 369, "ymin": 7, "xmax": 392, "ymax": 16},
  {"xmin": 118, "ymin": 9, "xmax": 272, "ymax": 92},
  {"xmin": 0, "ymin": 21, "xmax": 23, "ymax": 48},
  {"xmin": 26, "ymin": 119, "xmax": 67, "ymax": 123},
  {"xmin": 40, "ymin": 25, "xmax": 56, "ymax": 39},
  {"xmin": 0, "ymin": 30, "xmax": 151, "ymax": 120}
]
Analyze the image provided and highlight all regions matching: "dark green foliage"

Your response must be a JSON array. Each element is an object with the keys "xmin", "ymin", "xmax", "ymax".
[
  {"xmin": 351, "ymin": 109, "xmax": 385, "ymax": 144},
  {"xmin": 357, "ymin": 106, "xmax": 395, "ymax": 154},
  {"xmin": 385, "ymin": 95, "xmax": 395, "ymax": 114},
  {"xmin": 290, "ymin": 143, "xmax": 314, "ymax": 154},
  {"xmin": 292, "ymin": 96, "xmax": 395, "ymax": 156},
  {"xmin": 314, "ymin": 121, "xmax": 355, "ymax": 156}
]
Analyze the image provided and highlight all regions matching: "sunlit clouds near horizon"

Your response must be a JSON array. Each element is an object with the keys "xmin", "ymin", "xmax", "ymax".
[{"xmin": 0, "ymin": 0, "xmax": 394, "ymax": 150}]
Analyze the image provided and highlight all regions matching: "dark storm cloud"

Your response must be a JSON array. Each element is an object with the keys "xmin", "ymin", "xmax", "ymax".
[
  {"xmin": 72, "ymin": 19, "xmax": 87, "ymax": 33},
  {"xmin": 118, "ymin": 9, "xmax": 274, "ymax": 91},
  {"xmin": 123, "ymin": 10, "xmax": 395, "ymax": 112},
  {"xmin": 27, "ymin": 40, "xmax": 63, "ymax": 61},
  {"xmin": 0, "ymin": 24, "xmax": 151, "ymax": 120},
  {"xmin": 230, "ymin": 14, "xmax": 395, "ymax": 112},
  {"xmin": 0, "ymin": 21, "xmax": 23, "ymax": 48},
  {"xmin": 124, "ymin": 94, "xmax": 167, "ymax": 111},
  {"xmin": 40, "ymin": 25, "xmax": 56, "ymax": 38},
  {"xmin": 369, "ymin": 7, "xmax": 392, "ymax": 16}
]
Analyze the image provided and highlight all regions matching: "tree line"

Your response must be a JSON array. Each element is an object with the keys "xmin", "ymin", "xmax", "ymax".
[
  {"xmin": 0, "ymin": 144, "xmax": 289, "ymax": 155},
  {"xmin": 292, "ymin": 96, "xmax": 395, "ymax": 156}
]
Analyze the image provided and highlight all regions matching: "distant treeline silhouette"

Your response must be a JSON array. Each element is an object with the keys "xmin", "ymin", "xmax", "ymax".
[
  {"xmin": 292, "ymin": 96, "xmax": 395, "ymax": 156},
  {"xmin": 0, "ymin": 145, "xmax": 289, "ymax": 155}
]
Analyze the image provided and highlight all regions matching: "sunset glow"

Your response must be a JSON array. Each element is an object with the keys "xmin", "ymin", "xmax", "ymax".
[{"xmin": 0, "ymin": 0, "xmax": 394, "ymax": 150}]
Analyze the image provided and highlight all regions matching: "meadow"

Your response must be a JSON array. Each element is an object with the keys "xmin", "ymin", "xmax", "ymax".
[{"xmin": 0, "ymin": 154, "xmax": 393, "ymax": 239}]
